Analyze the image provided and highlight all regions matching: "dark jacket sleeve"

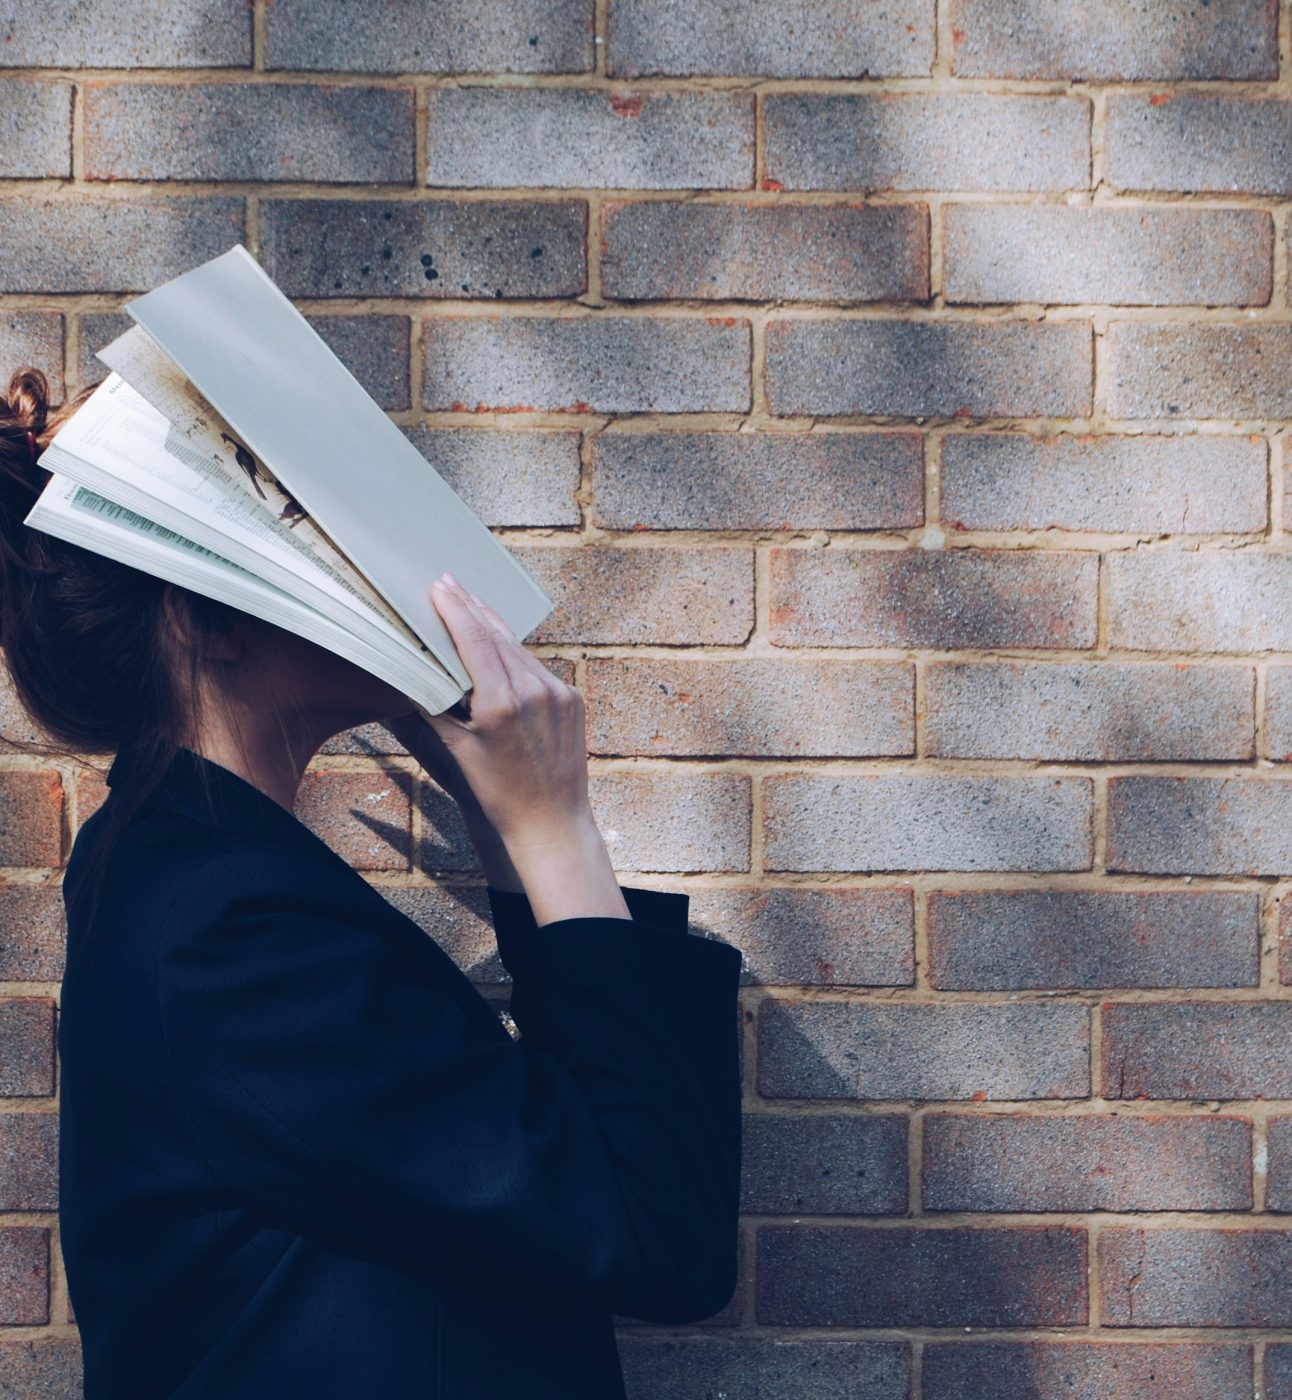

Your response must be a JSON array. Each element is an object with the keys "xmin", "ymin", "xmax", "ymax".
[{"xmin": 154, "ymin": 850, "xmax": 743, "ymax": 1324}]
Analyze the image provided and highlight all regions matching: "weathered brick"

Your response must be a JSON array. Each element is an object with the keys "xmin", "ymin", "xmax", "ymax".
[
  {"xmin": 591, "ymin": 429, "xmax": 924, "ymax": 532},
  {"xmin": 0, "ymin": 196, "xmax": 244, "ymax": 294},
  {"xmin": 687, "ymin": 886, "xmax": 915, "ymax": 988},
  {"xmin": 765, "ymin": 319, "xmax": 1091, "ymax": 419},
  {"xmin": 382, "ymin": 884, "xmax": 506, "ymax": 983},
  {"xmin": 1104, "ymin": 1001, "xmax": 1292, "ymax": 1099},
  {"xmin": 756, "ymin": 1225, "xmax": 1087, "ymax": 1326},
  {"xmin": 589, "ymin": 772, "xmax": 752, "ymax": 873},
  {"xmin": 0, "ymin": 1113, "xmax": 57, "ymax": 1210},
  {"xmin": 1108, "ymin": 94, "xmax": 1292, "ymax": 197},
  {"xmin": 318, "ymin": 723, "xmax": 409, "ymax": 759},
  {"xmin": 585, "ymin": 657, "xmax": 913, "ymax": 757},
  {"xmin": 0, "ymin": 313, "xmax": 63, "ymax": 404},
  {"xmin": 266, "ymin": 0, "xmax": 592, "ymax": 74},
  {"xmin": 940, "ymin": 431, "xmax": 1268, "ymax": 534},
  {"xmin": 0, "ymin": 80, "xmax": 70, "ymax": 177},
  {"xmin": 1278, "ymin": 895, "xmax": 1292, "ymax": 987},
  {"xmin": 1109, "ymin": 776, "xmax": 1292, "ymax": 876},
  {"xmin": 0, "ymin": 998, "xmax": 53, "ymax": 1095},
  {"xmin": 607, "ymin": 0, "xmax": 932, "ymax": 77},
  {"xmin": 0, "ymin": 772, "xmax": 61, "ymax": 867},
  {"xmin": 758, "ymin": 998, "xmax": 1089, "ymax": 1100},
  {"xmin": 302, "ymin": 316, "xmax": 409, "ymax": 411},
  {"xmin": 260, "ymin": 199, "xmax": 586, "ymax": 300},
  {"xmin": 77, "ymin": 311, "xmax": 131, "ymax": 389},
  {"xmin": 767, "ymin": 772, "xmax": 1093, "ymax": 874},
  {"xmin": 424, "ymin": 316, "xmax": 751, "ymax": 414},
  {"xmin": 949, "ymin": 0, "xmax": 1278, "ymax": 80},
  {"xmin": 601, "ymin": 201, "xmax": 929, "ymax": 303},
  {"xmin": 0, "ymin": 886, "xmax": 65, "ymax": 981},
  {"xmin": 924, "ymin": 660, "xmax": 1255, "ymax": 761},
  {"xmin": 1107, "ymin": 553, "xmax": 1292, "ymax": 653},
  {"xmin": 1107, "ymin": 322, "xmax": 1292, "ymax": 420},
  {"xmin": 740, "ymin": 1113, "xmax": 908, "ymax": 1214},
  {"xmin": 1262, "ymin": 1116, "xmax": 1292, "ymax": 1211},
  {"xmin": 619, "ymin": 1338, "xmax": 910, "ymax": 1398},
  {"xmin": 928, "ymin": 890, "xmax": 1260, "ymax": 991},
  {"xmin": 763, "ymin": 94, "xmax": 1089, "ymax": 193},
  {"xmin": 944, "ymin": 206, "xmax": 1271, "ymax": 308},
  {"xmin": 75, "ymin": 768, "xmax": 108, "ymax": 826},
  {"xmin": 400, "ymin": 428, "xmax": 580, "ymax": 528},
  {"xmin": 0, "ymin": 0, "xmax": 251, "ymax": 67},
  {"xmin": 769, "ymin": 548, "xmax": 1097, "ymax": 649},
  {"xmin": 514, "ymin": 546, "xmax": 754, "ymax": 645},
  {"xmin": 0, "ymin": 1340, "xmax": 82, "ymax": 1399},
  {"xmin": 85, "ymin": 83, "xmax": 413, "ymax": 183},
  {"xmin": 293, "ymin": 769, "xmax": 412, "ymax": 872},
  {"xmin": 1261, "ymin": 667, "xmax": 1292, "ymax": 763},
  {"xmin": 425, "ymin": 89, "xmax": 753, "ymax": 190},
  {"xmin": 924, "ymin": 1113, "xmax": 1252, "ymax": 1212},
  {"xmin": 1101, "ymin": 1228, "xmax": 1292, "ymax": 1326},
  {"xmin": 0, "ymin": 1227, "xmax": 47, "ymax": 1325},
  {"xmin": 923, "ymin": 1342, "xmax": 1252, "ymax": 1399}
]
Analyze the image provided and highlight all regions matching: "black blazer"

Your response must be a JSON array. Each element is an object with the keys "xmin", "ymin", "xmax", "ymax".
[{"xmin": 57, "ymin": 742, "xmax": 743, "ymax": 1398}]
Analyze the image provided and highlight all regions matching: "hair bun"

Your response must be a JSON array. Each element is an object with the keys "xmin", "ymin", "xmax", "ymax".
[{"xmin": 1, "ymin": 367, "xmax": 50, "ymax": 437}]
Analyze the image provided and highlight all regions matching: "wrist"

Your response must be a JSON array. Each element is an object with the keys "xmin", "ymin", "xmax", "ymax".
[{"xmin": 502, "ymin": 808, "xmax": 631, "ymax": 926}]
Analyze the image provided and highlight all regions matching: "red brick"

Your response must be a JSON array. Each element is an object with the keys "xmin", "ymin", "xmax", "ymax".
[
  {"xmin": 0, "ymin": 998, "xmax": 55, "ymax": 1096},
  {"xmin": 0, "ymin": 771, "xmax": 61, "ymax": 867},
  {"xmin": 0, "ymin": 1227, "xmax": 46, "ymax": 1324},
  {"xmin": 75, "ymin": 767, "xmax": 108, "ymax": 825},
  {"xmin": 0, "ymin": 1341, "xmax": 82, "ymax": 1397},
  {"xmin": 293, "ymin": 769, "xmax": 412, "ymax": 872},
  {"xmin": 0, "ymin": 885, "xmax": 65, "ymax": 981},
  {"xmin": 0, "ymin": 1113, "xmax": 58, "ymax": 1210}
]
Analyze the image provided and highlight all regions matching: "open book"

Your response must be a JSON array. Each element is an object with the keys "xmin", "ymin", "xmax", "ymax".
[{"xmin": 23, "ymin": 243, "xmax": 555, "ymax": 717}]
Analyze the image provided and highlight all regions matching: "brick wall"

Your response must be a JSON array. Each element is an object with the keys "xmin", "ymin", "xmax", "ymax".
[{"xmin": 2, "ymin": 1, "xmax": 1291, "ymax": 1395}]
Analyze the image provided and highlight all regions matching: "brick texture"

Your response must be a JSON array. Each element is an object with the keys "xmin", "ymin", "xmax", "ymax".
[
  {"xmin": 740, "ymin": 1113, "xmax": 908, "ymax": 1214},
  {"xmin": 0, "ymin": 80, "xmax": 71, "ymax": 178}
]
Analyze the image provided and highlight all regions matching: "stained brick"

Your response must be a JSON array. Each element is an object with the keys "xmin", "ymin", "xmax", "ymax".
[
  {"xmin": 769, "ymin": 548, "xmax": 1097, "ymax": 649},
  {"xmin": 944, "ymin": 206, "xmax": 1271, "ymax": 308},
  {"xmin": 0, "ymin": 1341, "xmax": 82, "ymax": 1398},
  {"xmin": 1101, "ymin": 1228, "xmax": 1292, "ymax": 1326},
  {"xmin": 756, "ymin": 1225, "xmax": 1087, "ymax": 1326},
  {"xmin": 924, "ymin": 660, "xmax": 1255, "ymax": 761},
  {"xmin": 928, "ymin": 889, "xmax": 1260, "ymax": 991},
  {"xmin": 424, "ymin": 316, "xmax": 751, "ymax": 414},
  {"xmin": 305, "ymin": 316, "xmax": 409, "ymax": 411},
  {"xmin": 0, "ymin": 1227, "xmax": 47, "ymax": 1325},
  {"xmin": 401, "ymin": 428, "xmax": 581, "ymax": 527},
  {"xmin": 1108, "ymin": 776, "xmax": 1292, "ymax": 876},
  {"xmin": 260, "ymin": 199, "xmax": 586, "ymax": 300},
  {"xmin": 0, "ymin": 196, "xmax": 245, "ymax": 294},
  {"xmin": 293, "ymin": 769, "xmax": 412, "ymax": 872},
  {"xmin": 425, "ymin": 89, "xmax": 753, "ymax": 190},
  {"xmin": 949, "ymin": 0, "xmax": 1278, "ymax": 80},
  {"xmin": 585, "ymin": 657, "xmax": 913, "ymax": 757},
  {"xmin": 601, "ymin": 201, "xmax": 929, "ymax": 303},
  {"xmin": 1262, "ymin": 1116, "xmax": 1292, "ymax": 1211},
  {"xmin": 923, "ymin": 1113, "xmax": 1252, "ymax": 1212},
  {"xmin": 0, "ymin": 1113, "xmax": 57, "ymax": 1210},
  {"xmin": 1103, "ymin": 1001, "xmax": 1292, "ymax": 1099},
  {"xmin": 0, "ymin": 886, "xmax": 65, "ymax": 981},
  {"xmin": 591, "ymin": 429, "xmax": 924, "ymax": 532},
  {"xmin": 763, "ymin": 94, "xmax": 1089, "ymax": 193},
  {"xmin": 0, "ymin": 314, "xmax": 63, "ymax": 404},
  {"xmin": 765, "ymin": 319, "xmax": 1091, "ymax": 419},
  {"xmin": 757, "ymin": 998, "xmax": 1090, "ymax": 1100},
  {"xmin": 740, "ymin": 1113, "xmax": 908, "ymax": 1214},
  {"xmin": 588, "ymin": 772, "xmax": 752, "ymax": 873},
  {"xmin": 0, "ymin": 0, "xmax": 251, "ymax": 67},
  {"xmin": 619, "ymin": 1338, "xmax": 910, "ymax": 1398},
  {"xmin": 0, "ymin": 772, "xmax": 61, "ymax": 867},
  {"xmin": 940, "ymin": 431, "xmax": 1267, "ymax": 534},
  {"xmin": 0, "ymin": 80, "xmax": 71, "ymax": 177}
]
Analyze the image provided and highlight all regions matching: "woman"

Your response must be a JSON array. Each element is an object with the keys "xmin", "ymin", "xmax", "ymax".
[{"xmin": 1, "ymin": 368, "xmax": 743, "ymax": 1398}]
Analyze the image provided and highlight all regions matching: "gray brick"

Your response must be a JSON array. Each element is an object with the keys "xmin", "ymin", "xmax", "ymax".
[
  {"xmin": 764, "ymin": 772, "xmax": 1093, "ymax": 874},
  {"xmin": 0, "ymin": 1228, "xmax": 47, "ymax": 1324},
  {"xmin": 764, "ymin": 94, "xmax": 1089, "ymax": 193},
  {"xmin": 770, "ymin": 548, "xmax": 1097, "ymax": 649},
  {"xmin": 1262, "ymin": 1117, "xmax": 1292, "ymax": 1211},
  {"xmin": 602, "ymin": 199, "xmax": 928, "ymax": 303},
  {"xmin": 260, "ymin": 199, "xmax": 586, "ymax": 300},
  {"xmin": 940, "ymin": 431, "xmax": 1267, "ymax": 534},
  {"xmin": 302, "ymin": 316, "xmax": 409, "ymax": 411},
  {"xmin": 0, "ymin": 314, "xmax": 63, "ymax": 404},
  {"xmin": 1107, "ymin": 322, "xmax": 1292, "ymax": 420},
  {"xmin": 585, "ymin": 657, "xmax": 913, "ymax": 757},
  {"xmin": 1108, "ymin": 94, "xmax": 1292, "ymax": 197},
  {"xmin": 0, "ymin": 1341, "xmax": 82, "ymax": 1400},
  {"xmin": 1104, "ymin": 1002, "xmax": 1292, "ymax": 1099},
  {"xmin": 765, "ymin": 319, "xmax": 1091, "ymax": 419},
  {"xmin": 0, "ymin": 998, "xmax": 54, "ymax": 1096},
  {"xmin": 0, "ymin": 0, "xmax": 251, "ymax": 67},
  {"xmin": 1109, "ymin": 776, "xmax": 1292, "ymax": 876},
  {"xmin": 318, "ymin": 722, "xmax": 409, "ymax": 757},
  {"xmin": 1271, "ymin": 1345, "xmax": 1292, "ymax": 1400},
  {"xmin": 927, "ymin": 890, "xmax": 1260, "ymax": 991},
  {"xmin": 924, "ymin": 660, "xmax": 1255, "ymax": 761},
  {"xmin": 0, "ymin": 1114, "xmax": 57, "ymax": 1211},
  {"xmin": 77, "ymin": 312, "xmax": 131, "ymax": 389},
  {"xmin": 924, "ymin": 1113, "xmax": 1252, "ymax": 1212},
  {"xmin": 1266, "ymin": 666, "xmax": 1292, "ymax": 763},
  {"xmin": 425, "ymin": 89, "xmax": 753, "ymax": 190},
  {"xmin": 0, "ymin": 80, "xmax": 70, "ymax": 176},
  {"xmin": 590, "ymin": 772, "xmax": 752, "ymax": 873},
  {"xmin": 944, "ymin": 206, "xmax": 1272, "ymax": 308},
  {"xmin": 687, "ymin": 886, "xmax": 915, "ymax": 988},
  {"xmin": 949, "ymin": 0, "xmax": 1278, "ymax": 80},
  {"xmin": 85, "ymin": 82, "xmax": 413, "ymax": 183},
  {"xmin": 0, "ymin": 196, "xmax": 245, "ymax": 294},
  {"xmin": 1107, "ymin": 552, "xmax": 1292, "ymax": 653},
  {"xmin": 401, "ymin": 427, "xmax": 581, "ymax": 527},
  {"xmin": 607, "ymin": 0, "xmax": 932, "ymax": 77},
  {"xmin": 424, "ymin": 316, "xmax": 750, "ymax": 414},
  {"xmin": 757, "ymin": 1225, "xmax": 1087, "ymax": 1326},
  {"xmin": 591, "ymin": 429, "xmax": 924, "ymax": 531},
  {"xmin": 619, "ymin": 1339, "xmax": 909, "ymax": 1400},
  {"xmin": 0, "ymin": 886, "xmax": 65, "ymax": 982},
  {"xmin": 741, "ymin": 1113, "xmax": 908, "ymax": 1214},
  {"xmin": 266, "ymin": 0, "xmax": 593, "ymax": 74}
]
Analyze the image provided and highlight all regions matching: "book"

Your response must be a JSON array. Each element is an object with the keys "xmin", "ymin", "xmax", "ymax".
[{"xmin": 22, "ymin": 243, "xmax": 555, "ymax": 719}]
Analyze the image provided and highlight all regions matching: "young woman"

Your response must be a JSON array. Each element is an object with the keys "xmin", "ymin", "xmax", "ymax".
[{"xmin": 1, "ymin": 368, "xmax": 743, "ymax": 1398}]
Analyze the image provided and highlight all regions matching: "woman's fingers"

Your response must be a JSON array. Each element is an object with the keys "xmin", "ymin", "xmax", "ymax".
[
  {"xmin": 436, "ymin": 575, "xmax": 541, "ymax": 703},
  {"xmin": 430, "ymin": 577, "xmax": 512, "ymax": 704},
  {"xmin": 451, "ymin": 580, "xmax": 563, "ymax": 689}
]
